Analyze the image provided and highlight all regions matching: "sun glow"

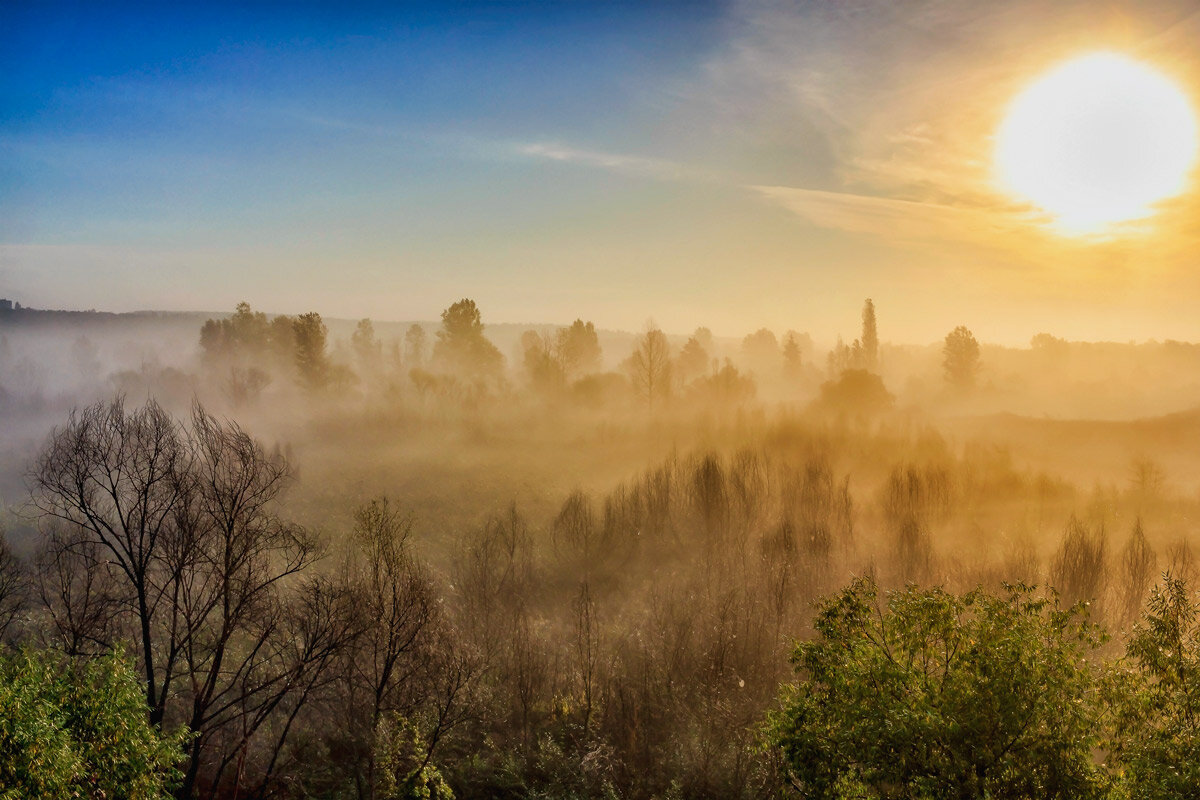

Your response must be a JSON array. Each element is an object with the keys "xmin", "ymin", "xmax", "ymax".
[{"xmin": 995, "ymin": 53, "xmax": 1199, "ymax": 234}]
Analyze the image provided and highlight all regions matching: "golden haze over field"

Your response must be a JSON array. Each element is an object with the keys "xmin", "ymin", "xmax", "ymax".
[{"xmin": 4, "ymin": 2, "xmax": 1200, "ymax": 799}]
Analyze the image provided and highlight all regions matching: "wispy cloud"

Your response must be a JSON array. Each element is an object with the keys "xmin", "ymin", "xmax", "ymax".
[
  {"xmin": 750, "ymin": 185, "xmax": 1028, "ymax": 245},
  {"xmin": 516, "ymin": 142, "xmax": 714, "ymax": 182}
]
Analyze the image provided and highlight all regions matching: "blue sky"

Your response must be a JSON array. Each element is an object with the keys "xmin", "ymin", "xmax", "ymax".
[{"xmin": 3, "ymin": 1, "xmax": 1200, "ymax": 343}]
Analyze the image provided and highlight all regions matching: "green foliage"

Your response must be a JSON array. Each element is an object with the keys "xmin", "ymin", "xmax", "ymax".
[
  {"xmin": 1107, "ymin": 575, "xmax": 1200, "ymax": 798},
  {"xmin": 374, "ymin": 713, "xmax": 454, "ymax": 800},
  {"xmin": 765, "ymin": 577, "xmax": 1109, "ymax": 800},
  {"xmin": 0, "ymin": 647, "xmax": 185, "ymax": 800}
]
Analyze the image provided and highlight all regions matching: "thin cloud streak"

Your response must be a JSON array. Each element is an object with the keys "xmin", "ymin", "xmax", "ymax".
[{"xmin": 516, "ymin": 142, "xmax": 718, "ymax": 182}]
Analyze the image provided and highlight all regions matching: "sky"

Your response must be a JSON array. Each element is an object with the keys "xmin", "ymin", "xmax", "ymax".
[{"xmin": 3, "ymin": 0, "xmax": 1200, "ymax": 345}]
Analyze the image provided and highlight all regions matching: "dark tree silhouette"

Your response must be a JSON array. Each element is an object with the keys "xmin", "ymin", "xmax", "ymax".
[
  {"xmin": 861, "ymin": 298, "xmax": 878, "ymax": 370},
  {"xmin": 741, "ymin": 328, "xmax": 779, "ymax": 371},
  {"xmin": 352, "ymin": 318, "xmax": 382, "ymax": 370},
  {"xmin": 432, "ymin": 299, "xmax": 504, "ymax": 379},
  {"xmin": 31, "ymin": 398, "xmax": 189, "ymax": 726},
  {"xmin": 782, "ymin": 332, "xmax": 803, "ymax": 380},
  {"xmin": 676, "ymin": 335, "xmax": 710, "ymax": 385},
  {"xmin": 520, "ymin": 330, "xmax": 564, "ymax": 395},
  {"xmin": 627, "ymin": 327, "xmax": 672, "ymax": 411},
  {"xmin": 30, "ymin": 398, "xmax": 347, "ymax": 798},
  {"xmin": 555, "ymin": 319, "xmax": 602, "ymax": 379},
  {"xmin": 0, "ymin": 529, "xmax": 25, "ymax": 642},
  {"xmin": 293, "ymin": 311, "xmax": 331, "ymax": 389},
  {"xmin": 404, "ymin": 323, "xmax": 427, "ymax": 368},
  {"xmin": 813, "ymin": 368, "xmax": 893, "ymax": 417},
  {"xmin": 943, "ymin": 325, "xmax": 981, "ymax": 389}
]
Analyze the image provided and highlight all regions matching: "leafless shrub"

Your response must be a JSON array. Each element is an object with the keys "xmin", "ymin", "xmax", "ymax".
[
  {"xmin": 1114, "ymin": 518, "xmax": 1157, "ymax": 629},
  {"xmin": 1165, "ymin": 538, "xmax": 1198, "ymax": 586},
  {"xmin": 1049, "ymin": 515, "xmax": 1108, "ymax": 614},
  {"xmin": 0, "ymin": 526, "xmax": 26, "ymax": 642}
]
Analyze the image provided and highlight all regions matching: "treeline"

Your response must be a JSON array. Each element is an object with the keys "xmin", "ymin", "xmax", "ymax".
[{"xmin": 194, "ymin": 299, "xmax": 921, "ymax": 415}]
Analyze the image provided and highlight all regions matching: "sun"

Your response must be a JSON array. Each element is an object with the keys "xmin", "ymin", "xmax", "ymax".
[{"xmin": 995, "ymin": 52, "xmax": 1199, "ymax": 234}]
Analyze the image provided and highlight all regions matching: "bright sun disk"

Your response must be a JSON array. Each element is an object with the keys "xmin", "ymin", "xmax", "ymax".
[{"xmin": 995, "ymin": 52, "xmax": 1199, "ymax": 234}]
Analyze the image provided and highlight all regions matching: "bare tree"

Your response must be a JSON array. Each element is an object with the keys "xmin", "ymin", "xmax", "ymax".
[
  {"xmin": 338, "ymin": 497, "xmax": 437, "ymax": 799},
  {"xmin": 0, "ymin": 528, "xmax": 26, "ymax": 641},
  {"xmin": 173, "ymin": 404, "xmax": 322, "ymax": 798},
  {"xmin": 627, "ymin": 326, "xmax": 672, "ymax": 412},
  {"xmin": 31, "ymin": 397, "xmax": 190, "ymax": 724},
  {"xmin": 34, "ymin": 521, "xmax": 120, "ymax": 656},
  {"xmin": 29, "ymin": 397, "xmax": 338, "ymax": 799},
  {"xmin": 574, "ymin": 581, "xmax": 600, "ymax": 736},
  {"xmin": 1115, "ymin": 519, "xmax": 1157, "ymax": 628}
]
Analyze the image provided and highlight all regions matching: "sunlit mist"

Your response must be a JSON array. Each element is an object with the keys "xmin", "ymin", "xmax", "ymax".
[{"xmin": 995, "ymin": 52, "xmax": 1199, "ymax": 234}]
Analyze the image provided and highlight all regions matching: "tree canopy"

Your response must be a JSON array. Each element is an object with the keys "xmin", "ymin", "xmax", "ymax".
[
  {"xmin": 943, "ymin": 325, "xmax": 981, "ymax": 389},
  {"xmin": 432, "ymin": 299, "xmax": 504, "ymax": 379},
  {"xmin": 766, "ymin": 577, "xmax": 1109, "ymax": 800},
  {"xmin": 0, "ymin": 647, "xmax": 185, "ymax": 800}
]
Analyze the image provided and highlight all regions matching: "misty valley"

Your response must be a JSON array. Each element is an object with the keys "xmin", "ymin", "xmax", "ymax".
[
  {"xmin": 9, "ymin": 0, "xmax": 1200, "ymax": 794},
  {"xmin": 1, "ymin": 298, "xmax": 1199, "ymax": 799}
]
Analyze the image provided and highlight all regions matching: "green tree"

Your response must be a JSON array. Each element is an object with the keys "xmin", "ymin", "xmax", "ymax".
[
  {"xmin": 765, "ymin": 578, "xmax": 1109, "ymax": 800},
  {"xmin": 432, "ymin": 299, "xmax": 504, "ymax": 379},
  {"xmin": 1108, "ymin": 575, "xmax": 1200, "ymax": 798},
  {"xmin": 372, "ymin": 713, "xmax": 454, "ymax": 800},
  {"xmin": 0, "ymin": 648, "xmax": 186, "ymax": 800},
  {"xmin": 943, "ymin": 325, "xmax": 981, "ymax": 390}
]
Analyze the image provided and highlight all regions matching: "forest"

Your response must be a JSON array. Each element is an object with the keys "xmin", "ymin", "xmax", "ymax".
[{"xmin": 1, "ymin": 298, "xmax": 1200, "ymax": 799}]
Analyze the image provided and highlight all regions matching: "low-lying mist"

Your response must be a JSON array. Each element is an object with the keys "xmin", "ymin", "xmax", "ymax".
[{"xmin": 3, "ymin": 296, "xmax": 1199, "ymax": 797}]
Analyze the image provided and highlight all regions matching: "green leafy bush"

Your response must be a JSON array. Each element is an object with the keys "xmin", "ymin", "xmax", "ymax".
[
  {"xmin": 765, "ymin": 577, "xmax": 1109, "ymax": 799},
  {"xmin": 0, "ymin": 648, "xmax": 185, "ymax": 800},
  {"xmin": 1107, "ymin": 575, "xmax": 1200, "ymax": 798}
]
